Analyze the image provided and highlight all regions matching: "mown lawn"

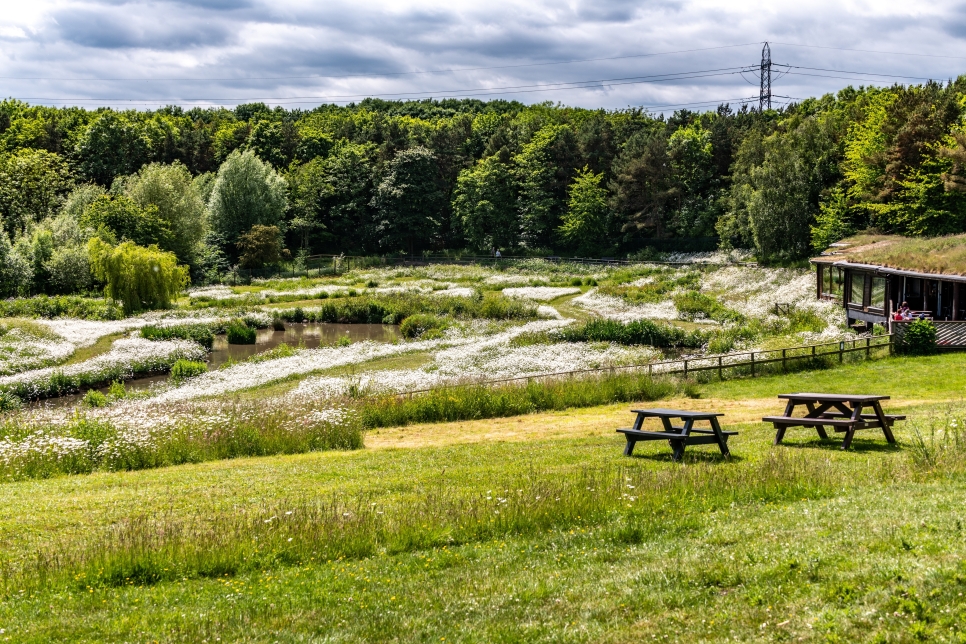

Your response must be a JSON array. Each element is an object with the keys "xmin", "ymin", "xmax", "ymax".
[{"xmin": 2, "ymin": 352, "xmax": 966, "ymax": 642}]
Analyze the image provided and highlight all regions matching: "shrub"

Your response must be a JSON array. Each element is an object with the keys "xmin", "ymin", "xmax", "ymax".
[
  {"xmin": 337, "ymin": 335, "xmax": 352, "ymax": 347},
  {"xmin": 0, "ymin": 295, "xmax": 123, "ymax": 320},
  {"xmin": 82, "ymin": 390, "xmax": 109, "ymax": 408},
  {"xmin": 170, "ymin": 359, "xmax": 208, "ymax": 383},
  {"xmin": 900, "ymin": 319, "xmax": 937, "ymax": 355},
  {"xmin": 226, "ymin": 320, "xmax": 256, "ymax": 344},
  {"xmin": 107, "ymin": 381, "xmax": 127, "ymax": 400},
  {"xmin": 141, "ymin": 323, "xmax": 215, "ymax": 350},
  {"xmin": 248, "ymin": 343, "xmax": 295, "ymax": 363},
  {"xmin": 400, "ymin": 314, "xmax": 447, "ymax": 339},
  {"xmin": 0, "ymin": 391, "xmax": 22, "ymax": 412},
  {"xmin": 561, "ymin": 318, "xmax": 706, "ymax": 349}
]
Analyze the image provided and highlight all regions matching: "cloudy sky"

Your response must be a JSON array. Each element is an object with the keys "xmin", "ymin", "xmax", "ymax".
[{"xmin": 1, "ymin": 0, "xmax": 966, "ymax": 113}]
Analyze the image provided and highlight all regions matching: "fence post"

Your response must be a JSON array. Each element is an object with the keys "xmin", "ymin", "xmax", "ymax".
[
  {"xmin": 750, "ymin": 352, "xmax": 755, "ymax": 377},
  {"xmin": 683, "ymin": 359, "xmax": 688, "ymax": 379},
  {"xmin": 782, "ymin": 348, "xmax": 787, "ymax": 372},
  {"xmin": 839, "ymin": 341, "xmax": 844, "ymax": 364},
  {"xmin": 866, "ymin": 337, "xmax": 871, "ymax": 359},
  {"xmin": 718, "ymin": 355, "xmax": 723, "ymax": 380},
  {"xmin": 648, "ymin": 363, "xmax": 653, "ymax": 378}
]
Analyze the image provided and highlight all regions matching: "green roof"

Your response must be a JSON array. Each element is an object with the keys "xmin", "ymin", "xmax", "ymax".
[{"xmin": 813, "ymin": 234, "xmax": 966, "ymax": 277}]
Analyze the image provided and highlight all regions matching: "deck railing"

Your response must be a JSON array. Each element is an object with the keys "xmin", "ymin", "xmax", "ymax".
[
  {"xmin": 893, "ymin": 320, "xmax": 966, "ymax": 348},
  {"xmin": 397, "ymin": 334, "xmax": 895, "ymax": 398}
]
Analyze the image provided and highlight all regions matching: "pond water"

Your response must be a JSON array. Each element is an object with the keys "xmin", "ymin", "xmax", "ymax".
[
  {"xmin": 33, "ymin": 322, "xmax": 400, "ymax": 408},
  {"xmin": 208, "ymin": 323, "xmax": 399, "ymax": 368}
]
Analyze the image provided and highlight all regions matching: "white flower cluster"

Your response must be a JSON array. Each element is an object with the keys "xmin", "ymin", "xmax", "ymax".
[
  {"xmin": 484, "ymin": 275, "xmax": 548, "ymax": 286},
  {"xmin": 0, "ymin": 328, "xmax": 75, "ymax": 376},
  {"xmin": 429, "ymin": 287, "xmax": 476, "ymax": 298},
  {"xmin": 664, "ymin": 249, "xmax": 752, "ymax": 264},
  {"xmin": 292, "ymin": 319, "xmax": 656, "ymax": 400},
  {"xmin": 501, "ymin": 287, "xmax": 582, "ymax": 301},
  {"xmin": 0, "ymin": 430, "xmax": 89, "ymax": 468},
  {"xmin": 701, "ymin": 267, "xmax": 842, "ymax": 330},
  {"xmin": 0, "ymin": 337, "xmax": 205, "ymax": 394},
  {"xmin": 572, "ymin": 289, "xmax": 678, "ymax": 321}
]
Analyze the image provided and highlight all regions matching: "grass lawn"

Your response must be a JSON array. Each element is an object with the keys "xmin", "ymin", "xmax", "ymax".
[{"xmin": 3, "ymin": 353, "xmax": 966, "ymax": 641}]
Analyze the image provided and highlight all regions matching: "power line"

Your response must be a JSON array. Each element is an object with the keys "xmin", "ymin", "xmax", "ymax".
[
  {"xmin": 12, "ymin": 67, "xmax": 750, "ymax": 104},
  {"xmin": 775, "ymin": 64, "xmax": 941, "ymax": 82},
  {"xmin": 0, "ymin": 43, "xmax": 761, "ymax": 82},
  {"xmin": 771, "ymin": 41, "xmax": 966, "ymax": 61}
]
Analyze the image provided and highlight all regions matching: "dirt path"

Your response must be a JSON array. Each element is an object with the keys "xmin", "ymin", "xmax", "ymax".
[{"xmin": 364, "ymin": 393, "xmax": 940, "ymax": 450}]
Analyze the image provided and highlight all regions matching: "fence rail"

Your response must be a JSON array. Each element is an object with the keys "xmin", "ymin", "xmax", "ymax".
[
  {"xmin": 893, "ymin": 320, "xmax": 966, "ymax": 348},
  {"xmin": 394, "ymin": 334, "xmax": 895, "ymax": 398}
]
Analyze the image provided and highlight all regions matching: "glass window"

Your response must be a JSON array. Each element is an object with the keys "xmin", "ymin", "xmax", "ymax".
[
  {"xmin": 821, "ymin": 266, "xmax": 844, "ymax": 300},
  {"xmin": 850, "ymin": 273, "xmax": 865, "ymax": 306},
  {"xmin": 832, "ymin": 268, "xmax": 845, "ymax": 294},
  {"xmin": 870, "ymin": 277, "xmax": 886, "ymax": 309}
]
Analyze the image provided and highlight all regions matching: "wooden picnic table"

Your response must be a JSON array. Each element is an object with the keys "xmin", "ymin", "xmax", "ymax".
[
  {"xmin": 762, "ymin": 393, "xmax": 904, "ymax": 450},
  {"xmin": 617, "ymin": 408, "xmax": 736, "ymax": 461}
]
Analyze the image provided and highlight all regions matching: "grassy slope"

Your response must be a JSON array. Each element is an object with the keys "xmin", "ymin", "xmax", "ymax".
[{"xmin": 4, "ymin": 353, "xmax": 966, "ymax": 641}]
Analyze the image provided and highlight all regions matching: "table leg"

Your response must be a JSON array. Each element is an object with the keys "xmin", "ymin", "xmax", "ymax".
[
  {"xmin": 774, "ymin": 400, "xmax": 797, "ymax": 445},
  {"xmin": 806, "ymin": 402, "xmax": 829, "ymax": 440},
  {"xmin": 670, "ymin": 439, "xmax": 685, "ymax": 461},
  {"xmin": 632, "ymin": 413, "xmax": 645, "ymax": 431},
  {"xmin": 774, "ymin": 426, "xmax": 787, "ymax": 445},
  {"xmin": 872, "ymin": 401, "xmax": 897, "ymax": 444},
  {"xmin": 623, "ymin": 436, "xmax": 636, "ymax": 456},
  {"xmin": 668, "ymin": 418, "xmax": 692, "ymax": 461},
  {"xmin": 842, "ymin": 404, "xmax": 862, "ymax": 450},
  {"xmin": 709, "ymin": 417, "xmax": 731, "ymax": 457}
]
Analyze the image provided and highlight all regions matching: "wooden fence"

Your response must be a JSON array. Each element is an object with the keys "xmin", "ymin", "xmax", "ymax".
[{"xmin": 396, "ymin": 334, "xmax": 895, "ymax": 398}]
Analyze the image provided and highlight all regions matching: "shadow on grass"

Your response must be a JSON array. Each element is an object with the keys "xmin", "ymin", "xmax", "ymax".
[
  {"xmin": 775, "ymin": 437, "xmax": 903, "ymax": 454},
  {"xmin": 628, "ymin": 449, "xmax": 745, "ymax": 464}
]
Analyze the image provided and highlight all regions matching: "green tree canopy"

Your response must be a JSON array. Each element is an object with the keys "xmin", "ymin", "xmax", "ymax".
[
  {"xmin": 558, "ymin": 167, "xmax": 612, "ymax": 254},
  {"xmin": 0, "ymin": 149, "xmax": 73, "ymax": 238},
  {"xmin": 74, "ymin": 112, "xmax": 150, "ymax": 185},
  {"xmin": 236, "ymin": 224, "xmax": 289, "ymax": 269},
  {"xmin": 208, "ymin": 149, "xmax": 288, "ymax": 259},
  {"xmin": 372, "ymin": 146, "xmax": 445, "ymax": 253},
  {"xmin": 453, "ymin": 154, "xmax": 518, "ymax": 252},
  {"xmin": 123, "ymin": 161, "xmax": 207, "ymax": 266},
  {"xmin": 88, "ymin": 238, "xmax": 188, "ymax": 314},
  {"xmin": 80, "ymin": 194, "xmax": 174, "ymax": 251}
]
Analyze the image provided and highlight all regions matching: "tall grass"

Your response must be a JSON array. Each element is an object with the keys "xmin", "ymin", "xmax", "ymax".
[
  {"xmin": 275, "ymin": 292, "xmax": 538, "ymax": 325},
  {"xmin": 0, "ymin": 295, "xmax": 123, "ymax": 320},
  {"xmin": 8, "ymin": 450, "xmax": 866, "ymax": 594},
  {"xmin": 141, "ymin": 323, "xmax": 215, "ymax": 350},
  {"xmin": 560, "ymin": 318, "xmax": 707, "ymax": 349},
  {"xmin": 359, "ymin": 372, "xmax": 689, "ymax": 428},
  {"xmin": 0, "ymin": 404, "xmax": 363, "ymax": 482}
]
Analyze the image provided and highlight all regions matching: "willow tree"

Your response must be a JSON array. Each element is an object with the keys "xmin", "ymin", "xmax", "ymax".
[{"xmin": 88, "ymin": 238, "xmax": 188, "ymax": 314}]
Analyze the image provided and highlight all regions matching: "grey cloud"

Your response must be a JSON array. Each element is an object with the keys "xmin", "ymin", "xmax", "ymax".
[
  {"xmin": 51, "ymin": 6, "xmax": 236, "ymax": 49},
  {"xmin": 0, "ymin": 0, "xmax": 963, "ymax": 111}
]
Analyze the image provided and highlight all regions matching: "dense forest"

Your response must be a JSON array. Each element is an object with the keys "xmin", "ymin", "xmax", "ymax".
[{"xmin": 3, "ymin": 79, "xmax": 966, "ymax": 296}]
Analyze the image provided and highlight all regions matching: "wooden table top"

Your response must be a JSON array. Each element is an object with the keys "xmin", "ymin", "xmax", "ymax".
[
  {"xmin": 630, "ymin": 408, "xmax": 725, "ymax": 418},
  {"xmin": 777, "ymin": 393, "xmax": 890, "ymax": 403}
]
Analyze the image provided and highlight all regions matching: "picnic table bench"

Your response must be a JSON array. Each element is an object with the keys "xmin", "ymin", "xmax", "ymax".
[
  {"xmin": 617, "ymin": 408, "xmax": 737, "ymax": 461},
  {"xmin": 762, "ymin": 393, "xmax": 904, "ymax": 450}
]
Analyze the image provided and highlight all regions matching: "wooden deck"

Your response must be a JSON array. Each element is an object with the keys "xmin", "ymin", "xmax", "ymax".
[{"xmin": 893, "ymin": 320, "xmax": 966, "ymax": 348}]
